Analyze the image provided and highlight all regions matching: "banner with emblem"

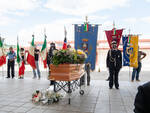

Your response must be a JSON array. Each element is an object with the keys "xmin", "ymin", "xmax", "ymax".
[
  {"xmin": 122, "ymin": 36, "xmax": 130, "ymax": 66},
  {"xmin": 105, "ymin": 28, "xmax": 123, "ymax": 49},
  {"xmin": 74, "ymin": 24, "xmax": 98, "ymax": 70},
  {"xmin": 130, "ymin": 35, "xmax": 138, "ymax": 68},
  {"xmin": 122, "ymin": 35, "xmax": 138, "ymax": 68}
]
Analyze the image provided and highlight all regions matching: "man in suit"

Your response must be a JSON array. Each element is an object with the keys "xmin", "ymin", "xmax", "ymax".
[
  {"xmin": 134, "ymin": 82, "xmax": 150, "ymax": 113},
  {"xmin": 106, "ymin": 40, "xmax": 122, "ymax": 89}
]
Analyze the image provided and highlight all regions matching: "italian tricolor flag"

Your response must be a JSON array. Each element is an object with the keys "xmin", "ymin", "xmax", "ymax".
[
  {"xmin": 0, "ymin": 39, "xmax": 6, "ymax": 67},
  {"xmin": 113, "ymin": 28, "xmax": 116, "ymax": 35},
  {"xmin": 84, "ymin": 23, "xmax": 89, "ymax": 32},
  {"xmin": 27, "ymin": 35, "xmax": 36, "ymax": 69},
  {"xmin": 41, "ymin": 36, "xmax": 47, "ymax": 68},
  {"xmin": 17, "ymin": 38, "xmax": 20, "ymax": 64}
]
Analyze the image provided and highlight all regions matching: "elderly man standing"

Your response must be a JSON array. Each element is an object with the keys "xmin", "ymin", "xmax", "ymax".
[
  {"xmin": 106, "ymin": 41, "xmax": 122, "ymax": 89},
  {"xmin": 6, "ymin": 47, "xmax": 17, "ymax": 79}
]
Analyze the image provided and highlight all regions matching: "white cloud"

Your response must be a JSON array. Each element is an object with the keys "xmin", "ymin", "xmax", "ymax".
[
  {"xmin": 146, "ymin": 0, "xmax": 150, "ymax": 2},
  {"xmin": 123, "ymin": 17, "xmax": 138, "ymax": 23},
  {"xmin": 45, "ymin": 0, "xmax": 130, "ymax": 16},
  {"xmin": 17, "ymin": 18, "xmax": 83, "ymax": 46},
  {"xmin": 0, "ymin": 0, "xmax": 40, "ymax": 15},
  {"xmin": 0, "ymin": 15, "xmax": 17, "ymax": 26},
  {"xmin": 140, "ymin": 17, "xmax": 150, "ymax": 23}
]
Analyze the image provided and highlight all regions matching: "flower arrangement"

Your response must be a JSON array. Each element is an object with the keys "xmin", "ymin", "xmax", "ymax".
[
  {"xmin": 52, "ymin": 48, "xmax": 87, "ymax": 66},
  {"xmin": 32, "ymin": 88, "xmax": 63, "ymax": 105}
]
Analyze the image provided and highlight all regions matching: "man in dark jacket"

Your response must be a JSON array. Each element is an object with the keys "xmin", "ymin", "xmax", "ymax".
[
  {"xmin": 106, "ymin": 41, "xmax": 122, "ymax": 89},
  {"xmin": 134, "ymin": 82, "xmax": 150, "ymax": 113},
  {"xmin": 47, "ymin": 42, "xmax": 57, "ymax": 85}
]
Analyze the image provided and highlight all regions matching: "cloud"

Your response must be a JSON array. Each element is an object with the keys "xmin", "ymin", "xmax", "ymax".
[
  {"xmin": 45, "ymin": 0, "xmax": 130, "ymax": 16},
  {"xmin": 123, "ymin": 17, "xmax": 138, "ymax": 23},
  {"xmin": 0, "ymin": 0, "xmax": 40, "ymax": 15},
  {"xmin": 17, "ymin": 18, "xmax": 83, "ymax": 46},
  {"xmin": 146, "ymin": 0, "xmax": 150, "ymax": 2},
  {"xmin": 140, "ymin": 17, "xmax": 150, "ymax": 23},
  {"xmin": 0, "ymin": 15, "xmax": 17, "ymax": 26}
]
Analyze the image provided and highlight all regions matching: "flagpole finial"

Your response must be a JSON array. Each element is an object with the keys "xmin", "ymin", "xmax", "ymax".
[
  {"xmin": 64, "ymin": 26, "xmax": 67, "ymax": 38},
  {"xmin": 129, "ymin": 28, "xmax": 131, "ymax": 35},
  {"xmin": 85, "ymin": 16, "xmax": 88, "ymax": 23},
  {"xmin": 32, "ymin": 33, "xmax": 34, "ymax": 38},
  {"xmin": 113, "ymin": 21, "xmax": 115, "ymax": 29}
]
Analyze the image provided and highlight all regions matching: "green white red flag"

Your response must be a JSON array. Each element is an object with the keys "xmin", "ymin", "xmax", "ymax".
[
  {"xmin": 0, "ymin": 39, "xmax": 6, "ymax": 67},
  {"xmin": 27, "ymin": 35, "xmax": 36, "ymax": 69},
  {"xmin": 41, "ymin": 35, "xmax": 47, "ymax": 68}
]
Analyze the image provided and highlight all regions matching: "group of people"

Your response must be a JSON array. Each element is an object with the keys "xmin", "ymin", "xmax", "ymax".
[
  {"xmin": 5, "ymin": 43, "xmax": 57, "ymax": 80},
  {"xmin": 106, "ymin": 40, "xmax": 146, "ymax": 89}
]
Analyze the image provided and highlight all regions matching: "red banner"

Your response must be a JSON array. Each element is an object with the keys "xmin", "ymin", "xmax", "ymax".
[{"xmin": 105, "ymin": 28, "xmax": 123, "ymax": 49}]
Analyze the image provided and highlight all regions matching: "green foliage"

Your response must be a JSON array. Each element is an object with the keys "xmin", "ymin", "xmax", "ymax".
[{"xmin": 51, "ymin": 49, "xmax": 86, "ymax": 66}]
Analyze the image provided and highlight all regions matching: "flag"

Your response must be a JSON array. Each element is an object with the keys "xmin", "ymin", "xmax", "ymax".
[
  {"xmin": 17, "ymin": 37, "xmax": 20, "ymax": 64},
  {"xmin": 27, "ymin": 35, "xmax": 36, "ymax": 69},
  {"xmin": 122, "ymin": 36, "xmax": 130, "ymax": 66},
  {"xmin": 84, "ymin": 23, "xmax": 89, "ymax": 32},
  {"xmin": 75, "ymin": 24, "xmax": 98, "ymax": 70},
  {"xmin": 122, "ymin": 35, "xmax": 138, "ymax": 68},
  {"xmin": 0, "ymin": 39, "xmax": 6, "ymax": 67},
  {"xmin": 113, "ymin": 28, "xmax": 116, "ymax": 35},
  {"xmin": 19, "ymin": 61, "xmax": 25, "ymax": 76},
  {"xmin": 41, "ymin": 35, "xmax": 47, "ymax": 68},
  {"xmin": 105, "ymin": 29, "xmax": 123, "ymax": 49},
  {"xmin": 62, "ymin": 27, "xmax": 67, "ymax": 50},
  {"xmin": 130, "ymin": 35, "xmax": 138, "ymax": 68}
]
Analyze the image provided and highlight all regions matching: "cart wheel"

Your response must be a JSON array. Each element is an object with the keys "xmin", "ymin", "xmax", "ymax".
[{"xmin": 79, "ymin": 90, "xmax": 84, "ymax": 95}]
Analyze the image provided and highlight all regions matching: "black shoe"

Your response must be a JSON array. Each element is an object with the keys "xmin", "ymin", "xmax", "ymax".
[
  {"xmin": 87, "ymin": 82, "xmax": 90, "ymax": 86},
  {"xmin": 6, "ymin": 77, "xmax": 10, "ymax": 78},
  {"xmin": 106, "ymin": 78, "xmax": 109, "ymax": 81},
  {"xmin": 116, "ymin": 87, "xmax": 119, "ymax": 90}
]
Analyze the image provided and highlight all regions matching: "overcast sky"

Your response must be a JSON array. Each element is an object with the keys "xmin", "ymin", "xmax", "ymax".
[{"xmin": 0, "ymin": 0, "xmax": 150, "ymax": 46}]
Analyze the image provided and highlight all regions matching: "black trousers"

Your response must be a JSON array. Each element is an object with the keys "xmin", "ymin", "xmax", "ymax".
[
  {"xmin": 7, "ymin": 60, "xmax": 15, "ymax": 78},
  {"xmin": 109, "ymin": 68, "xmax": 120, "ymax": 88}
]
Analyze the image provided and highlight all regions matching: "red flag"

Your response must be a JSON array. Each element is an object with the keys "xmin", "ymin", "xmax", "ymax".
[
  {"xmin": 62, "ymin": 26, "xmax": 67, "ymax": 50},
  {"xmin": 105, "ymin": 28, "xmax": 123, "ymax": 49},
  {"xmin": 62, "ymin": 37, "xmax": 67, "ymax": 50}
]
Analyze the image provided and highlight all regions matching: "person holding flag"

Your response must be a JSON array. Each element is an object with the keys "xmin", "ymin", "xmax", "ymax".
[
  {"xmin": 27, "ymin": 35, "xmax": 40, "ymax": 79},
  {"xmin": 18, "ymin": 48, "xmax": 26, "ymax": 79},
  {"xmin": 131, "ymin": 46, "xmax": 146, "ymax": 82},
  {"xmin": 6, "ymin": 47, "xmax": 17, "ymax": 79},
  {"xmin": 32, "ymin": 45, "xmax": 41, "ymax": 79}
]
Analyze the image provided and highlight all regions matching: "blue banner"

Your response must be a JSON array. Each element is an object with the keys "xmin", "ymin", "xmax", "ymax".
[
  {"xmin": 74, "ymin": 24, "xmax": 98, "ymax": 70},
  {"xmin": 122, "ymin": 36, "xmax": 130, "ymax": 66}
]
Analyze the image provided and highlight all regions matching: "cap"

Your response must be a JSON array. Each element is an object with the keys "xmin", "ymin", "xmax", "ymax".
[
  {"xmin": 111, "ymin": 41, "xmax": 117, "ymax": 44},
  {"xmin": 50, "ymin": 42, "xmax": 55, "ymax": 46}
]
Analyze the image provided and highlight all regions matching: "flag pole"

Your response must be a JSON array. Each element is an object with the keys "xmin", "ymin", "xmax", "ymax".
[{"xmin": 129, "ymin": 29, "xmax": 131, "ymax": 82}]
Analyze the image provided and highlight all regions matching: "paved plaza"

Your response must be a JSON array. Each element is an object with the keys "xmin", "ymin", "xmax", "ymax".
[{"xmin": 0, "ymin": 71, "xmax": 149, "ymax": 113}]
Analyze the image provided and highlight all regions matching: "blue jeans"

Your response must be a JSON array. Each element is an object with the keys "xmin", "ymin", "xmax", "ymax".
[
  {"xmin": 132, "ymin": 62, "xmax": 142, "ymax": 80},
  {"xmin": 33, "ymin": 61, "xmax": 41, "ymax": 78}
]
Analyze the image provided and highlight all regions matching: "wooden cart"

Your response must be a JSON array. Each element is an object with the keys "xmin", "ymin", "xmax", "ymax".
[{"xmin": 49, "ymin": 64, "xmax": 85, "ymax": 104}]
